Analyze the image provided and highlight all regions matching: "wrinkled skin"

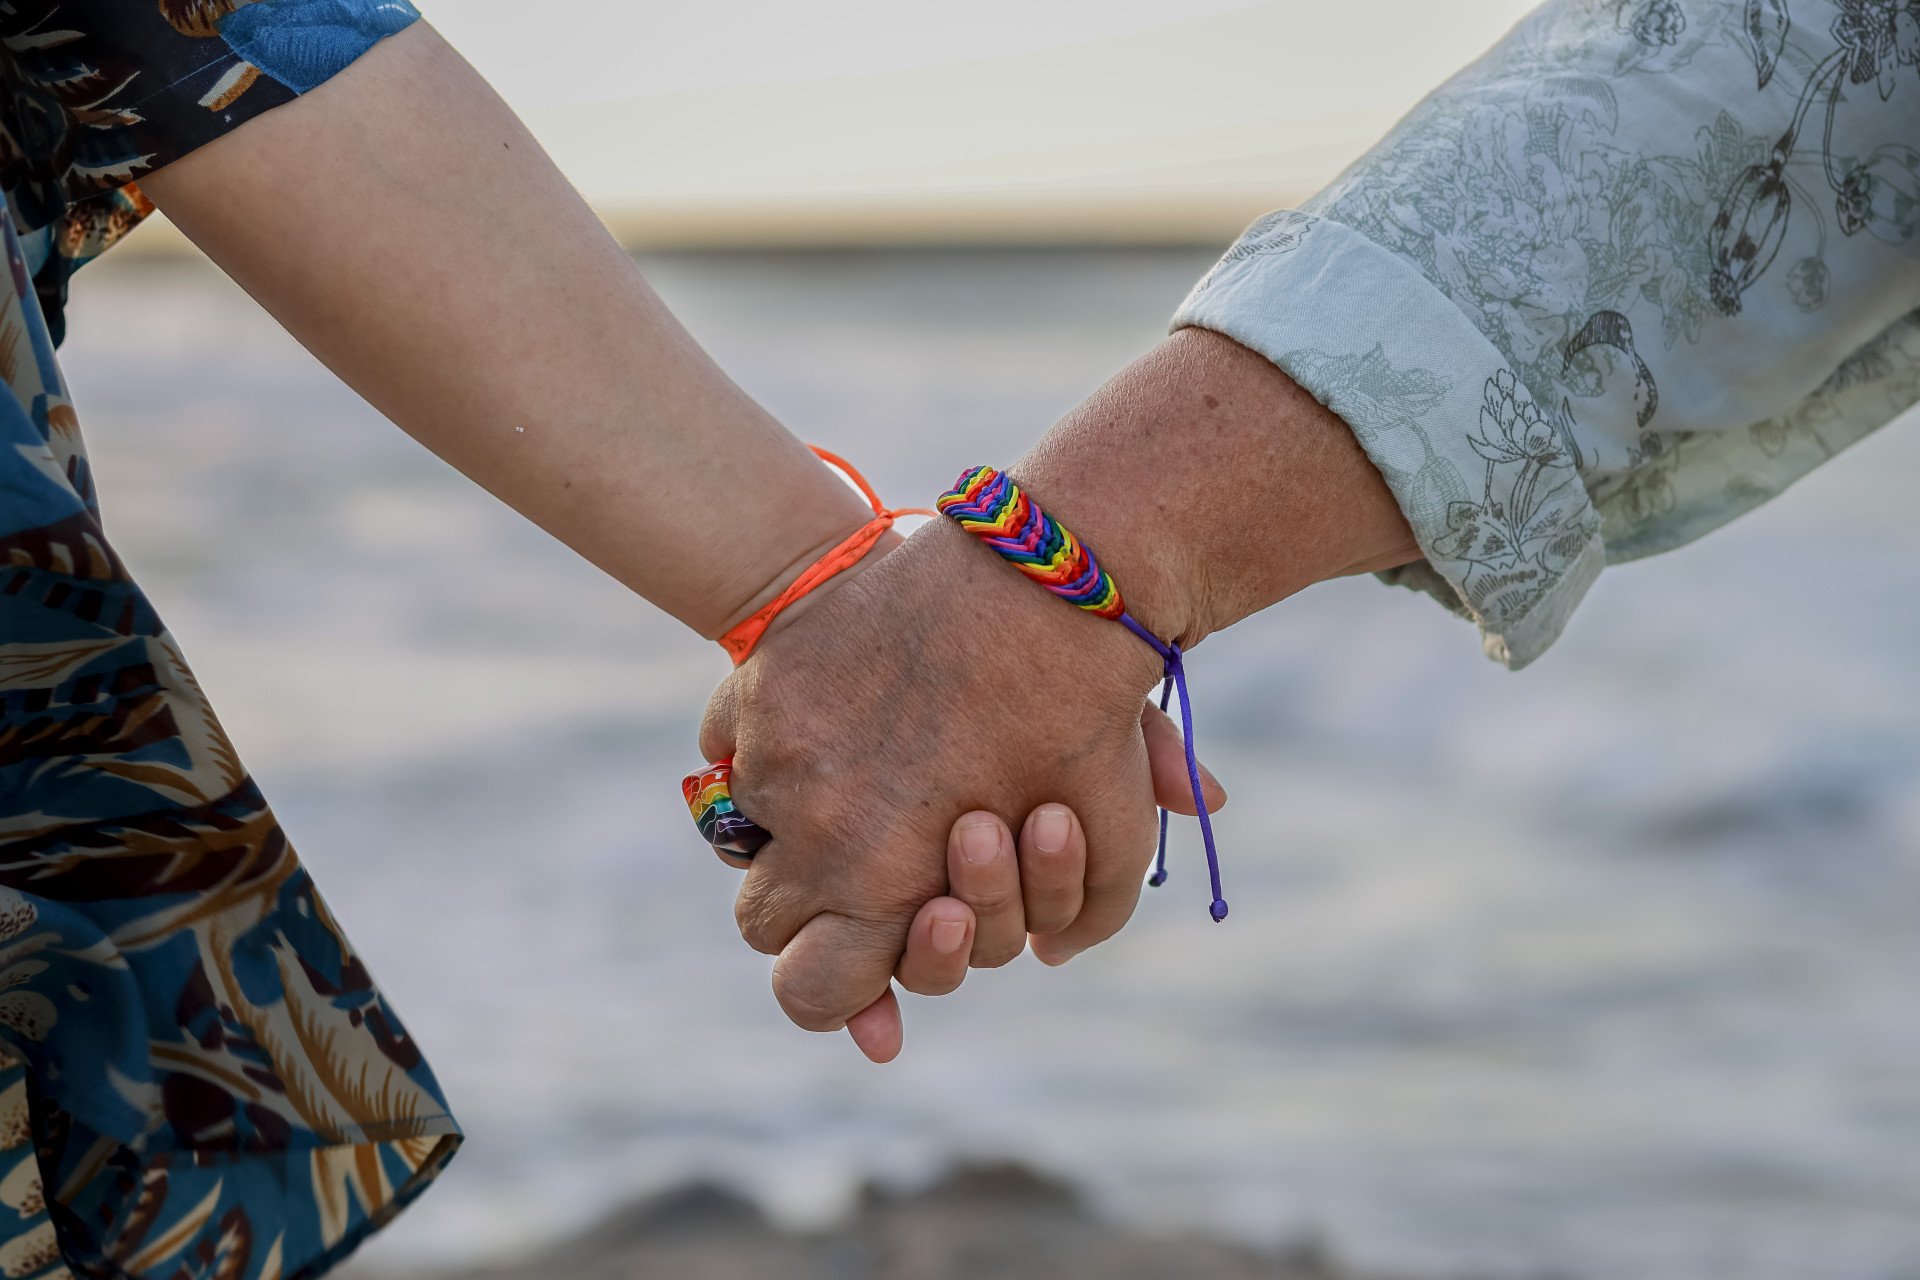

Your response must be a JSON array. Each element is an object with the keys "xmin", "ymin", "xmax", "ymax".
[
  {"xmin": 702, "ymin": 515, "xmax": 1170, "ymax": 1030},
  {"xmin": 706, "ymin": 329, "xmax": 1421, "ymax": 1038}
]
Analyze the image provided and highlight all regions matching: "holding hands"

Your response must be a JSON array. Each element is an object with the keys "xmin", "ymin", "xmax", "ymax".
[
  {"xmin": 134, "ymin": 23, "xmax": 1412, "ymax": 1063},
  {"xmin": 694, "ymin": 329, "xmax": 1419, "ymax": 1059},
  {"xmin": 700, "ymin": 530, "xmax": 1224, "ymax": 1057}
]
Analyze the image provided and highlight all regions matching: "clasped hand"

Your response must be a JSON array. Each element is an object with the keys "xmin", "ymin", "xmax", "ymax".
[
  {"xmin": 700, "ymin": 516, "xmax": 1224, "ymax": 1062},
  {"xmin": 695, "ymin": 328, "xmax": 1420, "ymax": 1060}
]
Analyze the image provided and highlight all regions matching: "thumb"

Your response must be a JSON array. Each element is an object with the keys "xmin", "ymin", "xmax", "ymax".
[
  {"xmin": 771, "ymin": 910, "xmax": 903, "ymax": 1033},
  {"xmin": 846, "ymin": 986, "xmax": 903, "ymax": 1063},
  {"xmin": 699, "ymin": 668, "xmax": 744, "ymax": 763},
  {"xmin": 1141, "ymin": 701, "xmax": 1227, "ymax": 816}
]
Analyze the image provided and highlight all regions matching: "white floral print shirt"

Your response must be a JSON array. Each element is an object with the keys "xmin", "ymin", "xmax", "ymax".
[{"xmin": 1175, "ymin": 0, "xmax": 1920, "ymax": 667}]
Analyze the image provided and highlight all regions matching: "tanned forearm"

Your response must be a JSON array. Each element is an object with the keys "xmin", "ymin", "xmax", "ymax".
[
  {"xmin": 1014, "ymin": 327, "xmax": 1422, "ymax": 650},
  {"xmin": 137, "ymin": 23, "xmax": 883, "ymax": 639}
]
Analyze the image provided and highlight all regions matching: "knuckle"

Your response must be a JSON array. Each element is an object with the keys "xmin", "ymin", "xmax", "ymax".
[
  {"xmin": 1021, "ymin": 873, "xmax": 1079, "ymax": 914},
  {"xmin": 956, "ymin": 880, "xmax": 1018, "ymax": 916},
  {"xmin": 1065, "ymin": 904, "xmax": 1133, "ymax": 950},
  {"xmin": 1023, "ymin": 904, "xmax": 1075, "ymax": 936},
  {"xmin": 897, "ymin": 970, "xmax": 963, "ymax": 998},
  {"xmin": 771, "ymin": 962, "xmax": 858, "ymax": 1032},
  {"xmin": 736, "ymin": 919, "xmax": 783, "ymax": 957},
  {"xmin": 1083, "ymin": 845, "xmax": 1153, "ymax": 894},
  {"xmin": 734, "ymin": 879, "xmax": 798, "ymax": 955},
  {"xmin": 968, "ymin": 939, "xmax": 1022, "ymax": 970},
  {"xmin": 777, "ymin": 994, "xmax": 846, "ymax": 1033}
]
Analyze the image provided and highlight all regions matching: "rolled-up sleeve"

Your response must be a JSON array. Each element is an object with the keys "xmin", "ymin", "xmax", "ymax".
[{"xmin": 1174, "ymin": 0, "xmax": 1920, "ymax": 668}]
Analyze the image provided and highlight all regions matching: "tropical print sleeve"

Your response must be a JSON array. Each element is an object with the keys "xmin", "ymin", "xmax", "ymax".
[
  {"xmin": 0, "ymin": 194, "xmax": 459, "ymax": 1279},
  {"xmin": 0, "ymin": 6, "xmax": 461, "ymax": 1279},
  {"xmin": 0, "ymin": 0, "xmax": 422, "ymax": 343},
  {"xmin": 1172, "ymin": 0, "xmax": 1920, "ymax": 668}
]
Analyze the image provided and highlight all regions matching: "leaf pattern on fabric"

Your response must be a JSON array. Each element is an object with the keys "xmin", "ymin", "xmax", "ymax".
[
  {"xmin": 0, "ymin": 0, "xmax": 421, "ymax": 344},
  {"xmin": 1744, "ymin": 0, "xmax": 1794, "ymax": 84},
  {"xmin": 1216, "ymin": 210, "xmax": 1316, "ymax": 265},
  {"xmin": 0, "ymin": 35, "xmax": 457, "ymax": 1269},
  {"xmin": 1179, "ymin": 0, "xmax": 1919, "ymax": 665},
  {"xmin": 1437, "ymin": 371, "xmax": 1595, "ymax": 621},
  {"xmin": 1627, "ymin": 0, "xmax": 1689, "ymax": 46}
]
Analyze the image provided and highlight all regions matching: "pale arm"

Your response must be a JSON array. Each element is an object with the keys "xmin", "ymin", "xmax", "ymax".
[
  {"xmin": 137, "ymin": 22, "xmax": 880, "ymax": 638},
  {"xmin": 134, "ymin": 22, "xmax": 1145, "ymax": 1063}
]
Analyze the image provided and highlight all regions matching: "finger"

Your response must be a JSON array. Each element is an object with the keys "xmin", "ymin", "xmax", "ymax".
[
  {"xmin": 947, "ymin": 812, "xmax": 1025, "ymax": 968},
  {"xmin": 771, "ymin": 909, "xmax": 905, "ymax": 1032},
  {"xmin": 845, "ymin": 986, "xmax": 903, "ymax": 1063},
  {"xmin": 1018, "ymin": 803, "xmax": 1086, "ymax": 937},
  {"xmin": 1031, "ymin": 863, "xmax": 1147, "ymax": 966},
  {"xmin": 732, "ymin": 843, "xmax": 824, "ymax": 955},
  {"xmin": 718, "ymin": 745, "xmax": 832, "ymax": 955},
  {"xmin": 697, "ymin": 669, "xmax": 743, "ymax": 765},
  {"xmin": 1142, "ymin": 701, "xmax": 1227, "ymax": 816},
  {"xmin": 1029, "ymin": 771, "xmax": 1156, "ymax": 967},
  {"xmin": 695, "ymin": 674, "xmax": 762, "ymax": 871},
  {"xmin": 895, "ymin": 896, "xmax": 977, "ymax": 996}
]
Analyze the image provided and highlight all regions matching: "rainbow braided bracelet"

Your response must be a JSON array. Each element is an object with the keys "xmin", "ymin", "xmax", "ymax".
[{"xmin": 938, "ymin": 465, "xmax": 1227, "ymax": 921}]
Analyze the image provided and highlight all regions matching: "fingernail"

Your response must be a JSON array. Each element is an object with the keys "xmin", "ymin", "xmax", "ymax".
[
  {"xmin": 1031, "ymin": 805, "xmax": 1071, "ymax": 854},
  {"xmin": 1200, "ymin": 763, "xmax": 1227, "ymax": 804},
  {"xmin": 930, "ymin": 916, "xmax": 968, "ymax": 955},
  {"xmin": 959, "ymin": 820, "xmax": 1002, "ymax": 866}
]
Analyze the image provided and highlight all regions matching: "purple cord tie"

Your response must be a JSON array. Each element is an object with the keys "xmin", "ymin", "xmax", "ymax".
[{"xmin": 1117, "ymin": 613, "xmax": 1227, "ymax": 923}]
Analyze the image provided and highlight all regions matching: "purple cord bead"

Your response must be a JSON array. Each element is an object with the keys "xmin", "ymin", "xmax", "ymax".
[{"xmin": 1120, "ymin": 614, "xmax": 1226, "ymax": 923}]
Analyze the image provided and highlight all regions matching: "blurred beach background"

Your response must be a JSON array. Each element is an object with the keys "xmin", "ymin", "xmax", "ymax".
[{"xmin": 73, "ymin": 1, "xmax": 1920, "ymax": 1278}]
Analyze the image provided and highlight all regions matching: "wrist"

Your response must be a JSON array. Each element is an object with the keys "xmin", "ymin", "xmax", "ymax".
[
  {"xmin": 906, "ymin": 518, "xmax": 1166, "ymax": 704},
  {"xmin": 706, "ymin": 448, "xmax": 923, "ymax": 650},
  {"xmin": 694, "ymin": 494, "xmax": 870, "ymax": 639},
  {"xmin": 1010, "ymin": 328, "xmax": 1419, "ymax": 649},
  {"xmin": 1004, "ymin": 456, "xmax": 1204, "ymax": 651},
  {"xmin": 723, "ymin": 523, "xmax": 906, "ymax": 647}
]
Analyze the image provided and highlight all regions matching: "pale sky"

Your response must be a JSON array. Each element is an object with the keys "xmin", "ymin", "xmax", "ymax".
[
  {"xmin": 415, "ymin": 0, "xmax": 1543, "ymax": 229},
  {"xmin": 422, "ymin": 0, "xmax": 1270, "ymax": 106}
]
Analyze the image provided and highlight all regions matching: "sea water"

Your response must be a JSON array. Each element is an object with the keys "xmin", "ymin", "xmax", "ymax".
[{"xmin": 63, "ymin": 251, "xmax": 1920, "ymax": 1280}]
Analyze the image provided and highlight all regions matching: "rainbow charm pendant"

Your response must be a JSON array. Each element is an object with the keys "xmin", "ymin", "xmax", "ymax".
[{"xmin": 682, "ymin": 760, "xmax": 772, "ymax": 857}]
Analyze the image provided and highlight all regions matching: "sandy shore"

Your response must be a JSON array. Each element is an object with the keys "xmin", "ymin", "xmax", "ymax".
[{"xmin": 344, "ymin": 1163, "xmax": 1393, "ymax": 1280}]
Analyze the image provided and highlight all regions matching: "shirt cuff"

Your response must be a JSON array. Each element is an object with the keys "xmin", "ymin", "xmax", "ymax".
[{"xmin": 1171, "ymin": 212, "xmax": 1607, "ymax": 670}]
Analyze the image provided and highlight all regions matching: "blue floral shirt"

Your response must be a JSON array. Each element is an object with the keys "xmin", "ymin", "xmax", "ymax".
[
  {"xmin": 2, "ymin": 0, "xmax": 419, "ymax": 345},
  {"xmin": 1176, "ymin": 0, "xmax": 1920, "ymax": 667},
  {"xmin": 0, "ymin": 4, "xmax": 460, "ymax": 1280}
]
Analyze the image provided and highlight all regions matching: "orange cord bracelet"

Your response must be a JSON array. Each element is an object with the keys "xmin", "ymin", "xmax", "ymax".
[{"xmin": 717, "ymin": 446, "xmax": 933, "ymax": 664}]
